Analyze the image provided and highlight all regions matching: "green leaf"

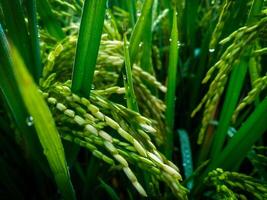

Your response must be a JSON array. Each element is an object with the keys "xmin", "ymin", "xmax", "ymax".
[
  {"xmin": 129, "ymin": 0, "xmax": 153, "ymax": 63},
  {"xmin": 25, "ymin": 0, "xmax": 42, "ymax": 81},
  {"xmin": 210, "ymin": 0, "xmax": 264, "ymax": 163},
  {"xmin": 178, "ymin": 129, "xmax": 193, "ymax": 190},
  {"xmin": 126, "ymin": 0, "xmax": 137, "ymax": 27},
  {"xmin": 165, "ymin": 9, "xmax": 179, "ymax": 159},
  {"xmin": 208, "ymin": 97, "xmax": 267, "ymax": 171},
  {"xmin": 10, "ymin": 47, "xmax": 76, "ymax": 200},
  {"xmin": 140, "ymin": 3, "xmax": 153, "ymax": 74},
  {"xmin": 123, "ymin": 35, "xmax": 139, "ymax": 112},
  {"xmin": 99, "ymin": 179, "xmax": 120, "ymax": 200},
  {"xmin": 210, "ymin": 59, "xmax": 248, "ymax": 159},
  {"xmin": 0, "ymin": 23, "xmax": 43, "ymax": 163},
  {"xmin": 0, "ymin": 0, "xmax": 33, "ymax": 77},
  {"xmin": 71, "ymin": 0, "xmax": 107, "ymax": 97},
  {"xmin": 37, "ymin": 0, "xmax": 65, "ymax": 40}
]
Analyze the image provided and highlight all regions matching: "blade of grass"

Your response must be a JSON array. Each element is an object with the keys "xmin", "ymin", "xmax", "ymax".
[
  {"xmin": 82, "ymin": 157, "xmax": 99, "ymax": 199},
  {"xmin": 0, "ymin": 23, "xmax": 44, "ymax": 164},
  {"xmin": 184, "ymin": 0, "xmax": 198, "ymax": 47},
  {"xmin": 165, "ymin": 9, "xmax": 179, "ymax": 159},
  {"xmin": 126, "ymin": 0, "xmax": 137, "ymax": 28},
  {"xmin": 71, "ymin": 0, "xmax": 107, "ymax": 97},
  {"xmin": 10, "ymin": 47, "xmax": 76, "ymax": 200},
  {"xmin": 178, "ymin": 129, "xmax": 193, "ymax": 190},
  {"xmin": 25, "ymin": 0, "xmax": 42, "ymax": 81},
  {"xmin": 123, "ymin": 35, "xmax": 139, "ymax": 112},
  {"xmin": 99, "ymin": 178, "xmax": 120, "ymax": 200},
  {"xmin": 210, "ymin": 59, "xmax": 248, "ymax": 159},
  {"xmin": 129, "ymin": 0, "xmax": 153, "ymax": 63},
  {"xmin": 194, "ymin": 98, "xmax": 267, "ymax": 195},
  {"xmin": 140, "ymin": 4, "xmax": 153, "ymax": 74},
  {"xmin": 37, "ymin": 0, "xmax": 65, "ymax": 40},
  {"xmin": 0, "ymin": 0, "xmax": 33, "ymax": 76},
  {"xmin": 207, "ymin": 97, "xmax": 267, "ymax": 171},
  {"xmin": 210, "ymin": 0, "xmax": 263, "ymax": 160}
]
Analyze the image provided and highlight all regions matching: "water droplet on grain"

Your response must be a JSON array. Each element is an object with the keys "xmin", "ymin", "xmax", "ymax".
[
  {"xmin": 209, "ymin": 48, "xmax": 215, "ymax": 53},
  {"xmin": 137, "ymin": 12, "xmax": 141, "ymax": 17},
  {"xmin": 169, "ymin": 38, "xmax": 172, "ymax": 42},
  {"xmin": 26, "ymin": 116, "xmax": 34, "ymax": 126},
  {"xmin": 91, "ymin": 84, "xmax": 95, "ymax": 90}
]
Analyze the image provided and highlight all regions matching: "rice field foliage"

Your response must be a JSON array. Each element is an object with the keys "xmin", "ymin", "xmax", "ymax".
[{"xmin": 0, "ymin": 0, "xmax": 267, "ymax": 199}]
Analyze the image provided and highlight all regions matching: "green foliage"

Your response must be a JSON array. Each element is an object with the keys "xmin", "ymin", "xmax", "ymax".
[
  {"xmin": 0, "ymin": 0, "xmax": 266, "ymax": 199},
  {"xmin": 71, "ymin": 0, "xmax": 107, "ymax": 97},
  {"xmin": 10, "ymin": 47, "xmax": 76, "ymax": 200}
]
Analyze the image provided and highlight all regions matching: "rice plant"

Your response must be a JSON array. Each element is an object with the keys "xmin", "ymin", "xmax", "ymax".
[{"xmin": 0, "ymin": 0, "xmax": 266, "ymax": 199}]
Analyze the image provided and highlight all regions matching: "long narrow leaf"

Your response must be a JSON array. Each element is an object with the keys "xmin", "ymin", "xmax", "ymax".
[
  {"xmin": 10, "ymin": 47, "xmax": 76, "ymax": 200},
  {"xmin": 37, "ymin": 0, "xmax": 65, "ymax": 40},
  {"xmin": 207, "ymin": 97, "xmax": 267, "ymax": 171},
  {"xmin": 140, "ymin": 4, "xmax": 153, "ymax": 74},
  {"xmin": 211, "ymin": 0, "xmax": 264, "ymax": 161},
  {"xmin": 165, "ymin": 10, "xmax": 179, "ymax": 159},
  {"xmin": 71, "ymin": 0, "xmax": 107, "ymax": 97},
  {"xmin": 99, "ymin": 179, "xmax": 120, "ymax": 200},
  {"xmin": 210, "ymin": 59, "xmax": 248, "ymax": 158},
  {"xmin": 0, "ymin": 0, "xmax": 33, "ymax": 75},
  {"xmin": 126, "ymin": 0, "xmax": 137, "ymax": 27},
  {"xmin": 178, "ymin": 129, "xmax": 193, "ymax": 190},
  {"xmin": 25, "ymin": 0, "xmax": 42, "ymax": 81},
  {"xmin": 129, "ymin": 0, "xmax": 153, "ymax": 63},
  {"xmin": 123, "ymin": 35, "xmax": 139, "ymax": 112},
  {"xmin": 0, "ymin": 23, "xmax": 44, "ymax": 164}
]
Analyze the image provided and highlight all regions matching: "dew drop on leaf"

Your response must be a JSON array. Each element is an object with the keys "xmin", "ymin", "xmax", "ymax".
[
  {"xmin": 26, "ymin": 116, "xmax": 34, "ymax": 126},
  {"xmin": 209, "ymin": 48, "xmax": 215, "ymax": 53}
]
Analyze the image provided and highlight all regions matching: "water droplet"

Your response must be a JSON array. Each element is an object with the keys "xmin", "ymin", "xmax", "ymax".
[
  {"xmin": 194, "ymin": 48, "xmax": 201, "ymax": 57},
  {"xmin": 91, "ymin": 84, "xmax": 95, "ymax": 90},
  {"xmin": 177, "ymin": 41, "xmax": 184, "ymax": 47},
  {"xmin": 26, "ymin": 116, "xmax": 34, "ymax": 126},
  {"xmin": 139, "ymin": 42, "xmax": 143, "ymax": 48},
  {"xmin": 169, "ymin": 38, "xmax": 172, "ymax": 42},
  {"xmin": 137, "ymin": 12, "xmax": 141, "ymax": 17},
  {"xmin": 209, "ymin": 48, "xmax": 215, "ymax": 53}
]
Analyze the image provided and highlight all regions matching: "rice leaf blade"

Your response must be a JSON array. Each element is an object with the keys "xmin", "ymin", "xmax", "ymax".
[
  {"xmin": 165, "ymin": 9, "xmax": 179, "ymax": 159},
  {"xmin": 208, "ymin": 97, "xmax": 267, "ymax": 171},
  {"xmin": 0, "ymin": 0, "xmax": 33, "ymax": 76},
  {"xmin": 71, "ymin": 0, "xmax": 107, "ymax": 97},
  {"xmin": 178, "ymin": 129, "xmax": 193, "ymax": 190},
  {"xmin": 37, "ymin": 0, "xmax": 65, "ymax": 40},
  {"xmin": 0, "ymin": 23, "xmax": 44, "ymax": 164},
  {"xmin": 210, "ymin": 59, "xmax": 248, "ymax": 159},
  {"xmin": 10, "ymin": 47, "xmax": 76, "ymax": 200},
  {"xmin": 25, "ymin": 0, "xmax": 42, "ymax": 81},
  {"xmin": 123, "ymin": 35, "xmax": 139, "ymax": 112},
  {"xmin": 129, "ymin": 0, "xmax": 153, "ymax": 63},
  {"xmin": 99, "ymin": 179, "xmax": 120, "ymax": 200}
]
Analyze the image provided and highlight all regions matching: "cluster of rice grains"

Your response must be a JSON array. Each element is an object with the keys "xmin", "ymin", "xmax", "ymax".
[
  {"xmin": 191, "ymin": 10, "xmax": 267, "ymax": 144},
  {"xmin": 39, "ymin": 13, "xmax": 187, "ymax": 200},
  {"xmin": 205, "ymin": 168, "xmax": 267, "ymax": 200}
]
